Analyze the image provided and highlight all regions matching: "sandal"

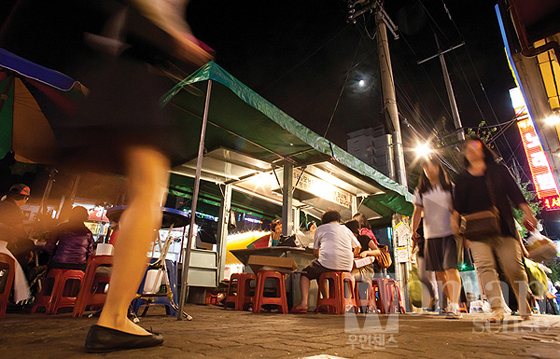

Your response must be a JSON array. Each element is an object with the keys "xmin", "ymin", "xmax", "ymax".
[
  {"xmin": 290, "ymin": 307, "xmax": 307, "ymax": 314},
  {"xmin": 487, "ymin": 310, "xmax": 504, "ymax": 324}
]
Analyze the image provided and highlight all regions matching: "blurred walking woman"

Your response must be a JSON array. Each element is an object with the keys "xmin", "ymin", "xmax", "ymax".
[
  {"xmin": 1, "ymin": 0, "xmax": 212, "ymax": 352},
  {"xmin": 411, "ymin": 157, "xmax": 462, "ymax": 318},
  {"xmin": 451, "ymin": 138, "xmax": 537, "ymax": 323}
]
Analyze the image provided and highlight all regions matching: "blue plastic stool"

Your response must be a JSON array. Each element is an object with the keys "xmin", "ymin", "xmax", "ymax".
[{"xmin": 132, "ymin": 258, "xmax": 178, "ymax": 317}]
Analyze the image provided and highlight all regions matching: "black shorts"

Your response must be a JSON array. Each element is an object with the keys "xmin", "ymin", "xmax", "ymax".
[
  {"xmin": 425, "ymin": 235, "xmax": 458, "ymax": 271},
  {"xmin": 301, "ymin": 259, "xmax": 337, "ymax": 280}
]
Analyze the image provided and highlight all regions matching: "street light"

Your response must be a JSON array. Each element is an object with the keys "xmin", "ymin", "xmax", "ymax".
[
  {"xmin": 414, "ymin": 143, "xmax": 433, "ymax": 159},
  {"xmin": 545, "ymin": 109, "xmax": 560, "ymax": 126}
]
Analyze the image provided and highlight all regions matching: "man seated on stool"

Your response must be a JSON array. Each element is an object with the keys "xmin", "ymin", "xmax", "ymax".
[{"xmin": 290, "ymin": 209, "xmax": 360, "ymax": 313}]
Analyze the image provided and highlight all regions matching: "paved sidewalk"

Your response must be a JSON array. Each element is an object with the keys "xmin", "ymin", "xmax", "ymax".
[{"xmin": 1, "ymin": 305, "xmax": 559, "ymax": 359}]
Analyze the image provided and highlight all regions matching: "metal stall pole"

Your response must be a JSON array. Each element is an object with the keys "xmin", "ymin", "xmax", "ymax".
[
  {"xmin": 282, "ymin": 163, "xmax": 294, "ymax": 236},
  {"xmin": 178, "ymin": 80, "xmax": 213, "ymax": 320},
  {"xmin": 216, "ymin": 184, "xmax": 232, "ymax": 282}
]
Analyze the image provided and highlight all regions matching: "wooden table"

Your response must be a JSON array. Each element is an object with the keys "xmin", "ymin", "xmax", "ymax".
[{"xmin": 230, "ymin": 246, "xmax": 318, "ymax": 311}]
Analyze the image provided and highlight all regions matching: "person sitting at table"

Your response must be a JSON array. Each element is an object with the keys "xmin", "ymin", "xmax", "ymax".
[
  {"xmin": 295, "ymin": 221, "xmax": 317, "ymax": 248},
  {"xmin": 352, "ymin": 212, "xmax": 379, "ymax": 246},
  {"xmin": 45, "ymin": 206, "xmax": 94, "ymax": 271},
  {"xmin": 344, "ymin": 219, "xmax": 380, "ymax": 282},
  {"xmin": 290, "ymin": 209, "xmax": 361, "ymax": 313},
  {"xmin": 248, "ymin": 218, "xmax": 282, "ymax": 249}
]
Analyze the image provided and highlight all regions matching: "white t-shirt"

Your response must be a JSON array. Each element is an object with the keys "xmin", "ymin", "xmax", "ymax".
[
  {"xmin": 313, "ymin": 222, "xmax": 360, "ymax": 272},
  {"xmin": 414, "ymin": 185, "xmax": 453, "ymax": 239}
]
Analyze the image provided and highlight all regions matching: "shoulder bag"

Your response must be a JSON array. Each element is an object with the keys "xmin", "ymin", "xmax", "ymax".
[
  {"xmin": 459, "ymin": 171, "xmax": 501, "ymax": 240},
  {"xmin": 375, "ymin": 244, "xmax": 392, "ymax": 268}
]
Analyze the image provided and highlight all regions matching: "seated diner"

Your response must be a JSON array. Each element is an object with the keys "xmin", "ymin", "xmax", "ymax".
[
  {"xmin": 290, "ymin": 209, "xmax": 360, "ymax": 313},
  {"xmin": 248, "ymin": 218, "xmax": 282, "ymax": 248},
  {"xmin": 45, "ymin": 206, "xmax": 94, "ymax": 271},
  {"xmin": 344, "ymin": 219, "xmax": 380, "ymax": 282}
]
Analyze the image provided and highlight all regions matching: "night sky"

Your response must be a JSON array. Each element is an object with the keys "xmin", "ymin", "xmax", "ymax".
[
  {"xmin": 0, "ymin": 1, "xmax": 531, "ymax": 180},
  {"xmin": 186, "ymin": 0, "xmax": 523, "ymax": 176},
  {"xmin": 0, "ymin": 0, "xmax": 525, "ymax": 177}
]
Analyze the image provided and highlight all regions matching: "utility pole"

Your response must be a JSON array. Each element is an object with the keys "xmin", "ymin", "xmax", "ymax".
[
  {"xmin": 418, "ymin": 35, "xmax": 465, "ymax": 141},
  {"xmin": 349, "ymin": 0, "xmax": 410, "ymax": 291},
  {"xmin": 374, "ymin": 8, "xmax": 407, "ymax": 188}
]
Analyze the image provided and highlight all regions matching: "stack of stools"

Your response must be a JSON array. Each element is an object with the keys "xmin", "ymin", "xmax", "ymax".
[
  {"xmin": 32, "ymin": 268, "xmax": 84, "ymax": 314},
  {"xmin": 132, "ymin": 259, "xmax": 178, "ymax": 317},
  {"xmin": 355, "ymin": 280, "xmax": 378, "ymax": 314},
  {"xmin": 0, "ymin": 254, "xmax": 15, "ymax": 319},
  {"xmin": 225, "ymin": 273, "xmax": 257, "ymax": 311},
  {"xmin": 73, "ymin": 255, "xmax": 113, "ymax": 317},
  {"xmin": 372, "ymin": 278, "xmax": 405, "ymax": 314},
  {"xmin": 315, "ymin": 272, "xmax": 357, "ymax": 315},
  {"xmin": 252, "ymin": 270, "xmax": 288, "ymax": 314}
]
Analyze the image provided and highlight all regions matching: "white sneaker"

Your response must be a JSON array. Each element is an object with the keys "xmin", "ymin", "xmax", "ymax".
[{"xmin": 446, "ymin": 304, "xmax": 463, "ymax": 319}]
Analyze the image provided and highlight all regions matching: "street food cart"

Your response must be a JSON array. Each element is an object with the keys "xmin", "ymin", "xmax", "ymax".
[{"xmin": 162, "ymin": 62, "xmax": 414, "ymax": 313}]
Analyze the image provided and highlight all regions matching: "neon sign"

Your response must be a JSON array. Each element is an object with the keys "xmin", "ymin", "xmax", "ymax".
[{"xmin": 511, "ymin": 87, "xmax": 560, "ymax": 210}]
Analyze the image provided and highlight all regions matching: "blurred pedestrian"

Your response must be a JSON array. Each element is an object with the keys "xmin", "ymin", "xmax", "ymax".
[
  {"xmin": 451, "ymin": 137, "xmax": 537, "ymax": 323},
  {"xmin": 1, "ymin": 0, "xmax": 212, "ymax": 352},
  {"xmin": 411, "ymin": 157, "xmax": 462, "ymax": 318},
  {"xmin": 411, "ymin": 220, "xmax": 438, "ymax": 312}
]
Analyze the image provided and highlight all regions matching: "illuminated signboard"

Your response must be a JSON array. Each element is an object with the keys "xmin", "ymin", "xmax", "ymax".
[
  {"xmin": 511, "ymin": 87, "xmax": 560, "ymax": 210},
  {"xmin": 292, "ymin": 169, "xmax": 352, "ymax": 208}
]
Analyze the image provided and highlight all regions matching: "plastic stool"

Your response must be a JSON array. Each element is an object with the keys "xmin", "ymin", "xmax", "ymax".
[
  {"xmin": 225, "ymin": 273, "xmax": 256, "ymax": 311},
  {"xmin": 355, "ymin": 280, "xmax": 378, "ymax": 314},
  {"xmin": 372, "ymin": 278, "xmax": 405, "ymax": 314},
  {"xmin": 0, "ymin": 254, "xmax": 15, "ymax": 319},
  {"xmin": 253, "ymin": 271, "xmax": 288, "ymax": 314},
  {"xmin": 132, "ymin": 259, "xmax": 178, "ymax": 317},
  {"xmin": 315, "ymin": 272, "xmax": 357, "ymax": 315},
  {"xmin": 73, "ymin": 255, "xmax": 113, "ymax": 317},
  {"xmin": 32, "ymin": 268, "xmax": 84, "ymax": 314}
]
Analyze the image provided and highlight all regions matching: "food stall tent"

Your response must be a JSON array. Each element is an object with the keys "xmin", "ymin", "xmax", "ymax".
[{"xmin": 162, "ymin": 62, "xmax": 414, "ymax": 312}]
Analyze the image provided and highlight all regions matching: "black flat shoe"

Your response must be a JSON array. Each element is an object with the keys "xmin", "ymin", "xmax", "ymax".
[{"xmin": 85, "ymin": 325, "xmax": 164, "ymax": 353}]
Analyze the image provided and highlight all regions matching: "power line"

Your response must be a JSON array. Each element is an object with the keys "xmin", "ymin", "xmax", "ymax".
[
  {"xmin": 261, "ymin": 25, "xmax": 351, "ymax": 94},
  {"xmin": 323, "ymin": 34, "xmax": 363, "ymax": 138}
]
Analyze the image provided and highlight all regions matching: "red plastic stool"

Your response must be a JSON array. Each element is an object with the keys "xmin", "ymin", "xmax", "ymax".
[
  {"xmin": 355, "ymin": 280, "xmax": 378, "ymax": 314},
  {"xmin": 225, "ymin": 273, "xmax": 257, "ymax": 311},
  {"xmin": 0, "ymin": 254, "xmax": 15, "ymax": 319},
  {"xmin": 315, "ymin": 272, "xmax": 357, "ymax": 315},
  {"xmin": 253, "ymin": 271, "xmax": 288, "ymax": 314},
  {"xmin": 32, "ymin": 268, "xmax": 84, "ymax": 314},
  {"xmin": 372, "ymin": 278, "xmax": 405, "ymax": 314},
  {"xmin": 73, "ymin": 255, "xmax": 113, "ymax": 317}
]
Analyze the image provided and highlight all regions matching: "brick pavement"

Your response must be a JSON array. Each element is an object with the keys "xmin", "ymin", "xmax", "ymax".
[{"xmin": 1, "ymin": 305, "xmax": 559, "ymax": 358}]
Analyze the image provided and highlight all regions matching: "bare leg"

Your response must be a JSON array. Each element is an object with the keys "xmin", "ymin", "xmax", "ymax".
[
  {"xmin": 435, "ymin": 271, "xmax": 449, "ymax": 308},
  {"xmin": 444, "ymin": 268, "xmax": 462, "ymax": 306},
  {"xmin": 293, "ymin": 276, "xmax": 311, "ymax": 310},
  {"xmin": 97, "ymin": 146, "xmax": 170, "ymax": 335}
]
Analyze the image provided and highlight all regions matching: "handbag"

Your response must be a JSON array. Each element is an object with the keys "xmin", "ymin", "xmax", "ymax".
[
  {"xmin": 526, "ymin": 231, "xmax": 558, "ymax": 262},
  {"xmin": 277, "ymin": 235, "xmax": 301, "ymax": 248},
  {"xmin": 375, "ymin": 244, "xmax": 392, "ymax": 269},
  {"xmin": 459, "ymin": 173, "xmax": 501, "ymax": 240},
  {"xmin": 459, "ymin": 207, "xmax": 501, "ymax": 239}
]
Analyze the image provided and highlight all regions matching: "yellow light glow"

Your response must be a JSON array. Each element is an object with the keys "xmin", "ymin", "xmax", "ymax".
[
  {"xmin": 415, "ymin": 143, "xmax": 432, "ymax": 158},
  {"xmin": 545, "ymin": 113, "xmax": 560, "ymax": 126}
]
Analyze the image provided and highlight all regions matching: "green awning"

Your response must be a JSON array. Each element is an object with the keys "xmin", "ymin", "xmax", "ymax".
[{"xmin": 163, "ymin": 62, "xmax": 413, "ymax": 218}]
